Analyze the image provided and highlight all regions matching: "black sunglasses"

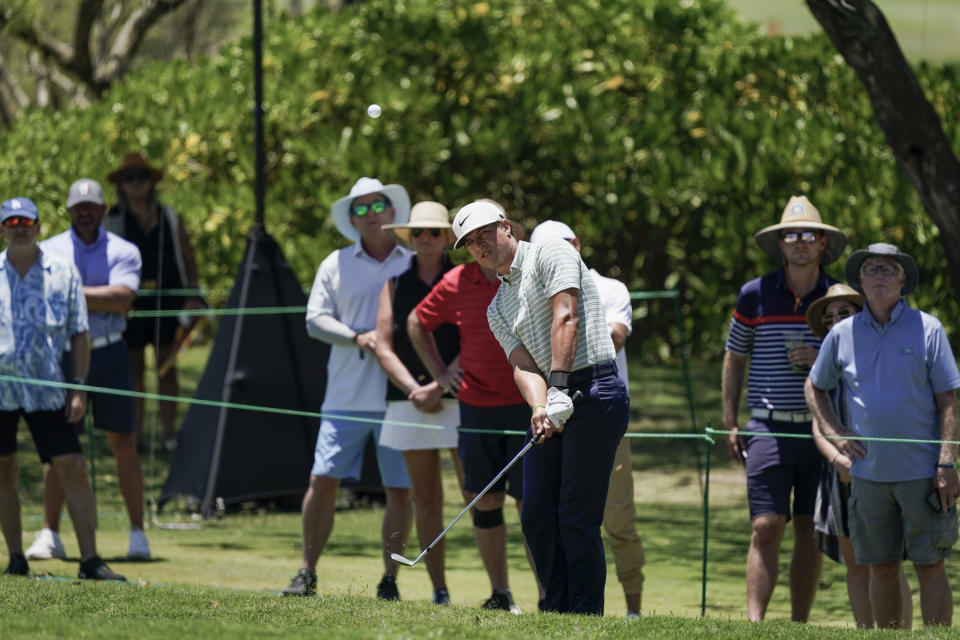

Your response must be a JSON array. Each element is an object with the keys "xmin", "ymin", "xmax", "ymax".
[
  {"xmin": 121, "ymin": 170, "xmax": 154, "ymax": 183},
  {"xmin": 411, "ymin": 228, "xmax": 442, "ymax": 238}
]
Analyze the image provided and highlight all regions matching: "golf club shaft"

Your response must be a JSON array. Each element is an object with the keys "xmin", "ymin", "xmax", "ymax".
[{"xmin": 418, "ymin": 436, "xmax": 535, "ymax": 557}]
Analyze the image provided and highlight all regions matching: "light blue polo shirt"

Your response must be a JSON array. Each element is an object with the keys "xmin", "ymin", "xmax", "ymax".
[
  {"xmin": 809, "ymin": 299, "xmax": 960, "ymax": 482},
  {"xmin": 42, "ymin": 225, "xmax": 141, "ymax": 340},
  {"xmin": 0, "ymin": 248, "xmax": 88, "ymax": 411}
]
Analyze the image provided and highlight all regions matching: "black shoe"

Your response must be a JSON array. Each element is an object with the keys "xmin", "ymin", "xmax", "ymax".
[
  {"xmin": 4, "ymin": 553, "xmax": 28, "ymax": 576},
  {"xmin": 78, "ymin": 556, "xmax": 126, "ymax": 581},
  {"xmin": 482, "ymin": 589, "xmax": 521, "ymax": 614},
  {"xmin": 282, "ymin": 568, "xmax": 317, "ymax": 597},
  {"xmin": 376, "ymin": 574, "xmax": 400, "ymax": 601},
  {"xmin": 433, "ymin": 587, "xmax": 450, "ymax": 606}
]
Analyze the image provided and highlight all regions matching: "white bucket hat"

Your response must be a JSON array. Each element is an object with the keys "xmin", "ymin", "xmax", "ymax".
[
  {"xmin": 451, "ymin": 200, "xmax": 506, "ymax": 249},
  {"xmin": 330, "ymin": 177, "xmax": 410, "ymax": 243}
]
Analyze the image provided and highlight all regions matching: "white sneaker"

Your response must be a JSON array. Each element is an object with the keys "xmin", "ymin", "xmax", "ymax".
[
  {"xmin": 25, "ymin": 528, "xmax": 66, "ymax": 560},
  {"xmin": 127, "ymin": 528, "xmax": 151, "ymax": 560}
]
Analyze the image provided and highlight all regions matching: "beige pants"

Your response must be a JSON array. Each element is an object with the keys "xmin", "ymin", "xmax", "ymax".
[{"xmin": 602, "ymin": 437, "xmax": 646, "ymax": 596}]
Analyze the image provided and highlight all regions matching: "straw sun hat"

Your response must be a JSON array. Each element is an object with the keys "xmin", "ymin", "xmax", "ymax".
[
  {"xmin": 381, "ymin": 201, "xmax": 452, "ymax": 248},
  {"xmin": 805, "ymin": 283, "xmax": 864, "ymax": 339},
  {"xmin": 754, "ymin": 195, "xmax": 848, "ymax": 265}
]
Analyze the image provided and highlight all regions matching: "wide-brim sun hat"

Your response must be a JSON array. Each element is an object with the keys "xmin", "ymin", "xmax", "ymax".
[
  {"xmin": 754, "ymin": 195, "xmax": 848, "ymax": 265},
  {"xmin": 805, "ymin": 283, "xmax": 864, "ymax": 339},
  {"xmin": 845, "ymin": 242, "xmax": 918, "ymax": 296},
  {"xmin": 529, "ymin": 220, "xmax": 576, "ymax": 244},
  {"xmin": 330, "ymin": 177, "xmax": 410, "ymax": 243},
  {"xmin": 381, "ymin": 201, "xmax": 452, "ymax": 248},
  {"xmin": 107, "ymin": 152, "xmax": 163, "ymax": 184},
  {"xmin": 451, "ymin": 200, "xmax": 507, "ymax": 249}
]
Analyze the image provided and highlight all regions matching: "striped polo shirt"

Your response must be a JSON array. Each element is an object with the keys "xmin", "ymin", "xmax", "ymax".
[
  {"xmin": 487, "ymin": 238, "xmax": 615, "ymax": 376},
  {"xmin": 725, "ymin": 267, "xmax": 836, "ymax": 413}
]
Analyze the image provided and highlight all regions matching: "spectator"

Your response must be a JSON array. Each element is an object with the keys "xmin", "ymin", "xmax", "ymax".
[
  {"xmin": 452, "ymin": 200, "xmax": 629, "ymax": 615},
  {"xmin": 530, "ymin": 220, "xmax": 645, "ymax": 618},
  {"xmin": 28, "ymin": 179, "xmax": 150, "ymax": 562},
  {"xmin": 408, "ymin": 200, "xmax": 540, "ymax": 614},
  {"xmin": 807, "ymin": 242, "xmax": 960, "ymax": 628},
  {"xmin": 0, "ymin": 197, "xmax": 124, "ymax": 581},
  {"xmin": 806, "ymin": 282, "xmax": 912, "ymax": 628},
  {"xmin": 283, "ymin": 177, "xmax": 414, "ymax": 599},
  {"xmin": 107, "ymin": 152, "xmax": 203, "ymax": 452},
  {"xmin": 723, "ymin": 195, "xmax": 847, "ymax": 621},
  {"xmin": 375, "ymin": 201, "xmax": 462, "ymax": 605}
]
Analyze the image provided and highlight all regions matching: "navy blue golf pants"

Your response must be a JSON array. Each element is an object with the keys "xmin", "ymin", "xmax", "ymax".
[{"xmin": 521, "ymin": 369, "xmax": 629, "ymax": 615}]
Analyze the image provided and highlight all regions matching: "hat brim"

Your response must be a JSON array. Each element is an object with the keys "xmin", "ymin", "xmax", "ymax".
[
  {"xmin": 844, "ymin": 249, "xmax": 918, "ymax": 296},
  {"xmin": 382, "ymin": 225, "xmax": 454, "ymax": 249},
  {"xmin": 805, "ymin": 293, "xmax": 864, "ymax": 339},
  {"xmin": 754, "ymin": 222, "xmax": 848, "ymax": 265},
  {"xmin": 107, "ymin": 167, "xmax": 163, "ymax": 184},
  {"xmin": 331, "ymin": 184, "xmax": 410, "ymax": 243}
]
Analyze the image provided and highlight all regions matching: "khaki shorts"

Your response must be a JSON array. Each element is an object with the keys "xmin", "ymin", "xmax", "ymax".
[{"xmin": 849, "ymin": 477, "xmax": 958, "ymax": 565}]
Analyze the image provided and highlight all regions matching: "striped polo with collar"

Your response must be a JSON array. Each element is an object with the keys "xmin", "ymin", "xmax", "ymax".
[{"xmin": 725, "ymin": 267, "xmax": 836, "ymax": 414}]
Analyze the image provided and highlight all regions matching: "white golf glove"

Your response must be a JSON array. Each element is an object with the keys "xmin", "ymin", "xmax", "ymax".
[{"xmin": 545, "ymin": 387, "xmax": 574, "ymax": 431}]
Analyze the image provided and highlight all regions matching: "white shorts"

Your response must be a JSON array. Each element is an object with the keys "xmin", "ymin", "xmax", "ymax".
[{"xmin": 378, "ymin": 399, "xmax": 459, "ymax": 451}]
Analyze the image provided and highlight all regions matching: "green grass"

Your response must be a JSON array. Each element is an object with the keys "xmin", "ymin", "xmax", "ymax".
[
  {"xmin": 4, "ymin": 344, "xmax": 960, "ymax": 636},
  {"xmin": 726, "ymin": 0, "xmax": 960, "ymax": 63}
]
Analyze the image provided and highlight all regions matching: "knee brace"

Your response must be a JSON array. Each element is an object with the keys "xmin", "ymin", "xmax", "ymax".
[{"xmin": 472, "ymin": 507, "xmax": 504, "ymax": 529}]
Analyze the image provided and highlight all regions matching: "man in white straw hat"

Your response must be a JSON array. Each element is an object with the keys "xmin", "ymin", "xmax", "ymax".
[
  {"xmin": 529, "ymin": 219, "xmax": 645, "ymax": 619},
  {"xmin": 283, "ymin": 177, "xmax": 414, "ymax": 599},
  {"xmin": 806, "ymin": 242, "xmax": 960, "ymax": 628},
  {"xmin": 451, "ymin": 200, "xmax": 629, "ymax": 615},
  {"xmin": 722, "ymin": 195, "xmax": 847, "ymax": 622}
]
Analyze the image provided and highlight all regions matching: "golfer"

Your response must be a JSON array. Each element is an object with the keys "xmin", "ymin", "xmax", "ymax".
[{"xmin": 452, "ymin": 200, "xmax": 629, "ymax": 615}]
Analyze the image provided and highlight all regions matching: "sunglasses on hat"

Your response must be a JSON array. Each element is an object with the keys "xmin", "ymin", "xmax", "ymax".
[
  {"xmin": 351, "ymin": 199, "xmax": 390, "ymax": 217},
  {"xmin": 2, "ymin": 216, "xmax": 37, "ymax": 228}
]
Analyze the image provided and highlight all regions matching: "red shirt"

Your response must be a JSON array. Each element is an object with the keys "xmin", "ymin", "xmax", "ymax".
[{"xmin": 415, "ymin": 262, "xmax": 525, "ymax": 407}]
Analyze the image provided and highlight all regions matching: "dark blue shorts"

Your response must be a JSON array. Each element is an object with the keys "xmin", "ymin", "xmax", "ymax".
[
  {"xmin": 458, "ymin": 401, "xmax": 528, "ymax": 500},
  {"xmin": 0, "ymin": 407, "xmax": 82, "ymax": 460},
  {"xmin": 61, "ymin": 340, "xmax": 136, "ymax": 434},
  {"xmin": 744, "ymin": 418, "xmax": 821, "ymax": 520}
]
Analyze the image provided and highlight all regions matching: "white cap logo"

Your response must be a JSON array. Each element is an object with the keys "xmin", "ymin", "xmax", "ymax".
[
  {"xmin": 79, "ymin": 183, "xmax": 90, "ymax": 195},
  {"xmin": 11, "ymin": 199, "xmax": 21, "ymax": 209}
]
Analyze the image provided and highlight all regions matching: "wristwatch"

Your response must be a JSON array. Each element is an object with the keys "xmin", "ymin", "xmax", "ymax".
[{"xmin": 71, "ymin": 376, "xmax": 86, "ymax": 388}]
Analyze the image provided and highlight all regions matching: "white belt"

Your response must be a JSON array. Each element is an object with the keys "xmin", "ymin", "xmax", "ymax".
[
  {"xmin": 750, "ymin": 407, "xmax": 812, "ymax": 423},
  {"xmin": 66, "ymin": 331, "xmax": 124, "ymax": 351}
]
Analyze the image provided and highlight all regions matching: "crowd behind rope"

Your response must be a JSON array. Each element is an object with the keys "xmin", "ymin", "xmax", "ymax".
[{"xmin": 1, "ymin": 172, "xmax": 958, "ymax": 626}]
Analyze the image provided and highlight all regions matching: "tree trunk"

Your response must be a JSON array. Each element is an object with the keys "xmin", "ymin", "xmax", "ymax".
[{"xmin": 807, "ymin": 0, "xmax": 960, "ymax": 302}]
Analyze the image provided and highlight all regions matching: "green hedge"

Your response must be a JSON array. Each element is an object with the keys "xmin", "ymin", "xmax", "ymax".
[{"xmin": 1, "ymin": 0, "xmax": 958, "ymax": 361}]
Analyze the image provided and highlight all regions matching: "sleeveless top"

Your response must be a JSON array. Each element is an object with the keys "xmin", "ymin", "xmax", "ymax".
[
  {"xmin": 108, "ymin": 204, "xmax": 186, "ymax": 312},
  {"xmin": 387, "ymin": 254, "xmax": 459, "ymax": 401}
]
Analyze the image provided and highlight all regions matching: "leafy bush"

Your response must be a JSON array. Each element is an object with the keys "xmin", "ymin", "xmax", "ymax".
[{"xmin": 1, "ymin": 0, "xmax": 958, "ymax": 361}]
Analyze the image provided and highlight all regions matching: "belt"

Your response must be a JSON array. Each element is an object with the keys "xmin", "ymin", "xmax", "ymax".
[
  {"xmin": 67, "ymin": 331, "xmax": 124, "ymax": 352},
  {"xmin": 750, "ymin": 407, "xmax": 811, "ymax": 423},
  {"xmin": 567, "ymin": 361, "xmax": 618, "ymax": 387}
]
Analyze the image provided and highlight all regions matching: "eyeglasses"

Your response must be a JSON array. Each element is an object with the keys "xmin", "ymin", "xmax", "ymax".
[
  {"xmin": 860, "ymin": 262, "xmax": 904, "ymax": 278},
  {"xmin": 780, "ymin": 230, "xmax": 820, "ymax": 245},
  {"xmin": 2, "ymin": 216, "xmax": 37, "ymax": 228},
  {"xmin": 820, "ymin": 307, "xmax": 854, "ymax": 328},
  {"xmin": 351, "ymin": 200, "xmax": 390, "ymax": 217},
  {"xmin": 121, "ymin": 170, "xmax": 154, "ymax": 183},
  {"xmin": 411, "ymin": 228, "xmax": 442, "ymax": 238}
]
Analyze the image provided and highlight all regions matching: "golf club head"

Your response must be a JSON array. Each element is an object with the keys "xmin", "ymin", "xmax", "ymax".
[{"xmin": 390, "ymin": 552, "xmax": 417, "ymax": 566}]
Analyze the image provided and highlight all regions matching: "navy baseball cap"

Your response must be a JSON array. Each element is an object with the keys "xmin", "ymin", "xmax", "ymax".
[{"xmin": 1, "ymin": 197, "xmax": 39, "ymax": 223}]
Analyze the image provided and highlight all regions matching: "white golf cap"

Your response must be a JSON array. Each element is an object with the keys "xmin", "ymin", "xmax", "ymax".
[
  {"xmin": 66, "ymin": 178, "xmax": 105, "ymax": 208},
  {"xmin": 452, "ymin": 200, "xmax": 506, "ymax": 249},
  {"xmin": 529, "ymin": 220, "xmax": 576, "ymax": 244}
]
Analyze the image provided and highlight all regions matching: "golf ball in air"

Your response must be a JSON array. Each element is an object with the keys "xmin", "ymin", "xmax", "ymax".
[{"xmin": 367, "ymin": 104, "xmax": 382, "ymax": 118}]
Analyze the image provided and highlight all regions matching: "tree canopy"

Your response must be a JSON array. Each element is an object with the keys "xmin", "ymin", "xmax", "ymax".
[{"xmin": 1, "ymin": 0, "xmax": 958, "ymax": 361}]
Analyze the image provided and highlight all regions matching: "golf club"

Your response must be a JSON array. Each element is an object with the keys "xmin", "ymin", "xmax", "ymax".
[{"xmin": 392, "ymin": 390, "xmax": 581, "ymax": 567}]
